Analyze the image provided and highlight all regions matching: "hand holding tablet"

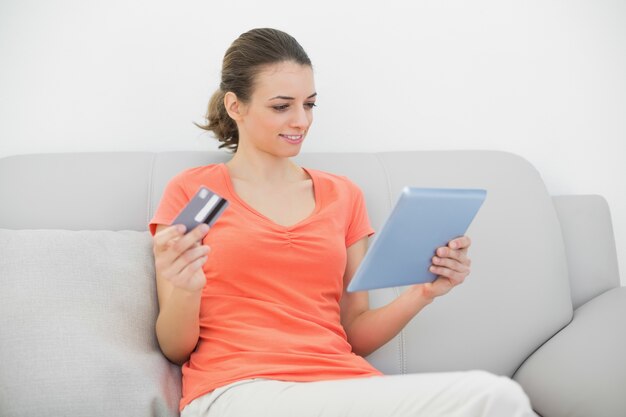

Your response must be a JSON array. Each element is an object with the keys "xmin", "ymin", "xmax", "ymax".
[{"xmin": 347, "ymin": 187, "xmax": 487, "ymax": 292}]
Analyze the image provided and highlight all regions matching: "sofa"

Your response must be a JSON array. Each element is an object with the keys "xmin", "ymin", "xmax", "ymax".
[{"xmin": 0, "ymin": 150, "xmax": 624, "ymax": 417}]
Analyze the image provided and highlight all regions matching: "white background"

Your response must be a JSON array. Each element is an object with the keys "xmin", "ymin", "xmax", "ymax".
[{"xmin": 1, "ymin": 0, "xmax": 624, "ymax": 284}]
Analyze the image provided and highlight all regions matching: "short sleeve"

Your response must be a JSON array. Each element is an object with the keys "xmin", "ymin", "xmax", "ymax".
[
  {"xmin": 345, "ymin": 183, "xmax": 375, "ymax": 247},
  {"xmin": 148, "ymin": 172, "xmax": 191, "ymax": 236}
]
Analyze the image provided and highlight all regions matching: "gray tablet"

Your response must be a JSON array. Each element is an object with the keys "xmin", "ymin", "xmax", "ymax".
[{"xmin": 347, "ymin": 187, "xmax": 487, "ymax": 292}]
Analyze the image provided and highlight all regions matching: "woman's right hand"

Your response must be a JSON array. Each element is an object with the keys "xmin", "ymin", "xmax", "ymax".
[{"xmin": 153, "ymin": 223, "xmax": 212, "ymax": 293}]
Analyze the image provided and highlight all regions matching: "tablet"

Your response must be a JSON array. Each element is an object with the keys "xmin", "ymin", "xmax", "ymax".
[{"xmin": 347, "ymin": 187, "xmax": 487, "ymax": 292}]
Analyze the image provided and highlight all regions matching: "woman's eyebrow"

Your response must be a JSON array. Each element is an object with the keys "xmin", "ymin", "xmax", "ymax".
[{"xmin": 269, "ymin": 93, "xmax": 317, "ymax": 100}]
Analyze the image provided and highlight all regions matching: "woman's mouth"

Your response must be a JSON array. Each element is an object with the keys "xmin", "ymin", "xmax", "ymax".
[{"xmin": 279, "ymin": 134, "xmax": 304, "ymax": 144}]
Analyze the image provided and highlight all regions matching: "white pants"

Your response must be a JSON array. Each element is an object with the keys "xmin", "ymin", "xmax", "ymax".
[{"xmin": 181, "ymin": 371, "xmax": 538, "ymax": 417}]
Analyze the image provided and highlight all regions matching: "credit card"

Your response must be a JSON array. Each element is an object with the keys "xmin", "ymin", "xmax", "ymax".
[{"xmin": 172, "ymin": 186, "xmax": 228, "ymax": 233}]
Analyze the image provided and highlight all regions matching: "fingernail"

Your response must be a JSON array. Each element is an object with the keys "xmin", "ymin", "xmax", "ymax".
[{"xmin": 176, "ymin": 224, "xmax": 186, "ymax": 233}]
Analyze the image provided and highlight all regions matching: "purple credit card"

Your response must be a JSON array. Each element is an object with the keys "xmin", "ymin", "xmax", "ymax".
[{"xmin": 172, "ymin": 186, "xmax": 228, "ymax": 233}]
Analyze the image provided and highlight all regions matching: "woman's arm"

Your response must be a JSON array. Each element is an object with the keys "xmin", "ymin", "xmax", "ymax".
[
  {"xmin": 340, "ymin": 236, "xmax": 472, "ymax": 357},
  {"xmin": 152, "ymin": 223, "xmax": 211, "ymax": 365}
]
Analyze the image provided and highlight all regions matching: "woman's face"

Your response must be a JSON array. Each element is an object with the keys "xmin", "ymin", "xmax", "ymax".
[{"xmin": 234, "ymin": 61, "xmax": 316, "ymax": 158}]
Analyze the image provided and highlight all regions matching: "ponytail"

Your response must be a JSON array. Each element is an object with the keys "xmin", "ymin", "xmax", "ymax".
[{"xmin": 196, "ymin": 88, "xmax": 238, "ymax": 151}]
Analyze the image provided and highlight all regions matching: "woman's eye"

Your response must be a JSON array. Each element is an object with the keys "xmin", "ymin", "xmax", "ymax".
[{"xmin": 272, "ymin": 102, "xmax": 316, "ymax": 112}]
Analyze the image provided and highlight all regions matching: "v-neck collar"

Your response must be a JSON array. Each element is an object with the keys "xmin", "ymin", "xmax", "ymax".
[{"xmin": 219, "ymin": 163, "xmax": 321, "ymax": 231}]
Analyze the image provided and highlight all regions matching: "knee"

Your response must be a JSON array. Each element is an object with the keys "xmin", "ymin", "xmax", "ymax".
[{"xmin": 467, "ymin": 371, "xmax": 536, "ymax": 416}]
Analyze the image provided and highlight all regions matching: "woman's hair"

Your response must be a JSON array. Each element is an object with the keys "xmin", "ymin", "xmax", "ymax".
[{"xmin": 196, "ymin": 28, "xmax": 312, "ymax": 152}]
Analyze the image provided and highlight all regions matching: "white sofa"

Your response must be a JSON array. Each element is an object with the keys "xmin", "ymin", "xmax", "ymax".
[{"xmin": 0, "ymin": 151, "xmax": 624, "ymax": 417}]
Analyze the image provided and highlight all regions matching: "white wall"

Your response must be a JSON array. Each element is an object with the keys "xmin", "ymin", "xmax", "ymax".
[{"xmin": 1, "ymin": 0, "xmax": 624, "ymax": 284}]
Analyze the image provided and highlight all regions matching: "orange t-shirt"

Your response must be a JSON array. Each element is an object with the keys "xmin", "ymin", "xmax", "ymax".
[{"xmin": 149, "ymin": 163, "xmax": 382, "ymax": 411}]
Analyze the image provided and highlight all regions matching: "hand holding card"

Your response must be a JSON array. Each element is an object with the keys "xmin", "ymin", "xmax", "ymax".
[{"xmin": 172, "ymin": 186, "xmax": 229, "ymax": 233}]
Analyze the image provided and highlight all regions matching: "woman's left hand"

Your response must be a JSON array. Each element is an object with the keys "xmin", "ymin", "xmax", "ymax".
[{"xmin": 414, "ymin": 236, "xmax": 472, "ymax": 301}]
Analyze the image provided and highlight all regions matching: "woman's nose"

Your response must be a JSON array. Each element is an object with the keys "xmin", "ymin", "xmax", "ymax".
[{"xmin": 290, "ymin": 106, "xmax": 311, "ymax": 129}]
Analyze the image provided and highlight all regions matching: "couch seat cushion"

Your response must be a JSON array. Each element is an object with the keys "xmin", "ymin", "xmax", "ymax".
[{"xmin": 0, "ymin": 229, "xmax": 181, "ymax": 417}]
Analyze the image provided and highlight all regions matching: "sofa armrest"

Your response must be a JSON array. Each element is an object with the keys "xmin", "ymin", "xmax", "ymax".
[
  {"xmin": 552, "ymin": 195, "xmax": 620, "ymax": 309},
  {"xmin": 513, "ymin": 287, "xmax": 626, "ymax": 417}
]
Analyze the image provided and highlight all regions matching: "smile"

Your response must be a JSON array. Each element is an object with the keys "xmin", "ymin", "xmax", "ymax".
[{"xmin": 279, "ymin": 134, "xmax": 304, "ymax": 144}]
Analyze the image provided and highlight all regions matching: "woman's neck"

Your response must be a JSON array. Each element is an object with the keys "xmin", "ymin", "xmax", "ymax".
[{"xmin": 225, "ymin": 148, "xmax": 306, "ymax": 185}]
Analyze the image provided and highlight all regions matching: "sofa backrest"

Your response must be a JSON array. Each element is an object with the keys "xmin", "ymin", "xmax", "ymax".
[{"xmin": 0, "ymin": 151, "xmax": 573, "ymax": 377}]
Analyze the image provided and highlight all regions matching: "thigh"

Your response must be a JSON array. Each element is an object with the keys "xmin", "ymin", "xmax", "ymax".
[{"xmin": 189, "ymin": 371, "xmax": 536, "ymax": 417}]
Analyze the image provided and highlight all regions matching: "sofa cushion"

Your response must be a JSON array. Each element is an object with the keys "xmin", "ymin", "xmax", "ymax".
[
  {"xmin": 513, "ymin": 287, "xmax": 626, "ymax": 417},
  {"xmin": 0, "ymin": 229, "xmax": 181, "ymax": 417}
]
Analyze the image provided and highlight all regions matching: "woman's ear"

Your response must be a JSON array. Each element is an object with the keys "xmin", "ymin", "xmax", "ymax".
[{"xmin": 224, "ymin": 92, "xmax": 245, "ymax": 122}]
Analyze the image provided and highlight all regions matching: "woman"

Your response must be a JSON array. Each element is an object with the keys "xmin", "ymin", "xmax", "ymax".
[{"xmin": 150, "ymin": 28, "xmax": 537, "ymax": 417}]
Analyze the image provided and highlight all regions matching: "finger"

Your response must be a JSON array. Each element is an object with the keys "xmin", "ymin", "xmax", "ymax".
[
  {"xmin": 168, "ymin": 255, "xmax": 209, "ymax": 289},
  {"xmin": 432, "ymin": 256, "xmax": 471, "ymax": 274},
  {"xmin": 165, "ymin": 244, "xmax": 211, "ymax": 278},
  {"xmin": 435, "ymin": 246, "xmax": 470, "ymax": 265},
  {"xmin": 188, "ymin": 223, "xmax": 211, "ymax": 242},
  {"xmin": 448, "ymin": 235, "xmax": 471, "ymax": 250},
  {"xmin": 154, "ymin": 224, "xmax": 209, "ymax": 271},
  {"xmin": 170, "ymin": 224, "xmax": 210, "ymax": 256},
  {"xmin": 153, "ymin": 224, "xmax": 186, "ymax": 252},
  {"xmin": 429, "ymin": 265, "xmax": 468, "ymax": 284}
]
